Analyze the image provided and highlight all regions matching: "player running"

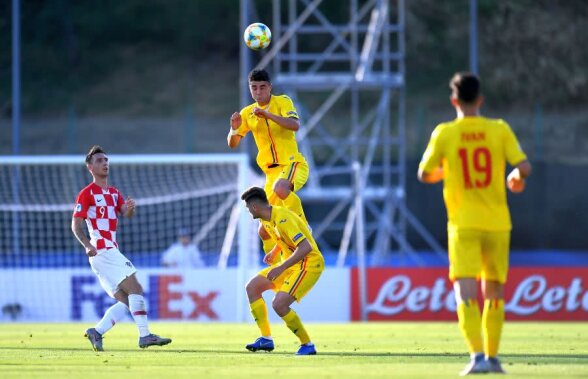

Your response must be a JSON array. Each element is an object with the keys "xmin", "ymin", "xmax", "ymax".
[
  {"xmin": 418, "ymin": 73, "xmax": 532, "ymax": 375},
  {"xmin": 241, "ymin": 186, "xmax": 324, "ymax": 355},
  {"xmin": 228, "ymin": 69, "xmax": 310, "ymax": 260},
  {"xmin": 71, "ymin": 145, "xmax": 172, "ymax": 351}
]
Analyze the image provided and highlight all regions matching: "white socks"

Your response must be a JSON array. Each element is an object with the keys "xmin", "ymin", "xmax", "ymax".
[
  {"xmin": 128, "ymin": 294, "xmax": 150, "ymax": 337},
  {"xmin": 95, "ymin": 301, "xmax": 129, "ymax": 335}
]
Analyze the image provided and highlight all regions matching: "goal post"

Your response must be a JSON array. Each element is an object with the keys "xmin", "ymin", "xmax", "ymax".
[{"xmin": 0, "ymin": 153, "xmax": 264, "ymax": 321}]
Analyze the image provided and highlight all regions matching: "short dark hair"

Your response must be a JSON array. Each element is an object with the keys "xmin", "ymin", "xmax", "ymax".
[
  {"xmin": 241, "ymin": 186, "xmax": 268, "ymax": 204},
  {"xmin": 248, "ymin": 69, "xmax": 271, "ymax": 83},
  {"xmin": 450, "ymin": 72, "xmax": 480, "ymax": 103},
  {"xmin": 85, "ymin": 145, "xmax": 106, "ymax": 164}
]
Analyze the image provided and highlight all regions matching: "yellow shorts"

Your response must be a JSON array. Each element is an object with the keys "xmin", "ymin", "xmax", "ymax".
[
  {"xmin": 263, "ymin": 161, "xmax": 309, "ymax": 204},
  {"xmin": 258, "ymin": 265, "xmax": 322, "ymax": 302},
  {"xmin": 448, "ymin": 229, "xmax": 510, "ymax": 283}
]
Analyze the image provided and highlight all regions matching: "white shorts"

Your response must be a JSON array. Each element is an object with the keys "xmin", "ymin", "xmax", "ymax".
[{"xmin": 89, "ymin": 248, "xmax": 137, "ymax": 298}]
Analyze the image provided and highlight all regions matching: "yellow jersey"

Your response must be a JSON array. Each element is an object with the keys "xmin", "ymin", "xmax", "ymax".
[
  {"xmin": 236, "ymin": 94, "xmax": 306, "ymax": 171},
  {"xmin": 419, "ymin": 116, "xmax": 527, "ymax": 231},
  {"xmin": 267, "ymin": 205, "xmax": 324, "ymax": 272}
]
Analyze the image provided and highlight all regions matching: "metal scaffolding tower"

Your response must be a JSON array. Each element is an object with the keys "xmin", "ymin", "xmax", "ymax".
[{"xmin": 240, "ymin": 0, "xmax": 444, "ymax": 264}]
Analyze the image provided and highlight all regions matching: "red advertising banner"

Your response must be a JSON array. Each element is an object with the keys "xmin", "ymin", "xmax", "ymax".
[{"xmin": 351, "ymin": 267, "xmax": 588, "ymax": 321}]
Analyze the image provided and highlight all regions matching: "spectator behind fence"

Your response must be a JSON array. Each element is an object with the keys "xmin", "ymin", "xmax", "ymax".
[{"xmin": 161, "ymin": 228, "xmax": 205, "ymax": 268}]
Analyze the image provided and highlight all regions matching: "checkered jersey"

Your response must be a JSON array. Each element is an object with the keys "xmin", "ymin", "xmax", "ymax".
[{"xmin": 73, "ymin": 183, "xmax": 125, "ymax": 251}]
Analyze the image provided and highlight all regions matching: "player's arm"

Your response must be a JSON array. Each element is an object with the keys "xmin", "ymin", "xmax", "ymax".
[
  {"xmin": 120, "ymin": 197, "xmax": 136, "ymax": 218},
  {"xmin": 417, "ymin": 126, "xmax": 444, "ymax": 184},
  {"xmin": 228, "ymin": 112, "xmax": 244, "ymax": 148},
  {"xmin": 253, "ymin": 107, "xmax": 300, "ymax": 131},
  {"xmin": 71, "ymin": 217, "xmax": 97, "ymax": 257},
  {"xmin": 418, "ymin": 166, "xmax": 444, "ymax": 183},
  {"xmin": 507, "ymin": 160, "xmax": 532, "ymax": 193},
  {"xmin": 266, "ymin": 239, "xmax": 312, "ymax": 281},
  {"xmin": 503, "ymin": 123, "xmax": 532, "ymax": 193}
]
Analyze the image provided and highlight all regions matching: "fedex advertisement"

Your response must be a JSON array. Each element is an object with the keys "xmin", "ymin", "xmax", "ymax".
[
  {"xmin": 0, "ymin": 268, "xmax": 348, "ymax": 322},
  {"xmin": 1, "ymin": 267, "xmax": 586, "ymax": 322},
  {"xmin": 350, "ymin": 267, "xmax": 588, "ymax": 321}
]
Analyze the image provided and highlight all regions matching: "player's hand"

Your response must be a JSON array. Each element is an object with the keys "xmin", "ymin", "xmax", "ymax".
[
  {"xmin": 263, "ymin": 252, "xmax": 275, "ymax": 265},
  {"xmin": 126, "ymin": 197, "xmax": 136, "ymax": 212},
  {"xmin": 263, "ymin": 244, "xmax": 281, "ymax": 265},
  {"xmin": 267, "ymin": 265, "xmax": 285, "ymax": 281},
  {"xmin": 253, "ymin": 107, "xmax": 269, "ymax": 119},
  {"xmin": 507, "ymin": 171, "xmax": 526, "ymax": 193},
  {"xmin": 230, "ymin": 112, "xmax": 242, "ymax": 130},
  {"xmin": 85, "ymin": 245, "xmax": 98, "ymax": 257}
]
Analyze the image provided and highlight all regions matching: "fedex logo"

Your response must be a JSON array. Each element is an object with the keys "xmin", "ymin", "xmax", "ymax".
[
  {"xmin": 149, "ymin": 275, "xmax": 219, "ymax": 320},
  {"xmin": 71, "ymin": 274, "xmax": 219, "ymax": 321},
  {"xmin": 71, "ymin": 275, "xmax": 116, "ymax": 320}
]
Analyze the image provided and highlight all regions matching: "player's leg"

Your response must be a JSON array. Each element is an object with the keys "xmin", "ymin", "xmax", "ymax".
[
  {"xmin": 449, "ymin": 229, "xmax": 487, "ymax": 375},
  {"xmin": 273, "ymin": 161, "xmax": 309, "ymax": 225},
  {"xmin": 118, "ymin": 274, "xmax": 172, "ymax": 348},
  {"xmin": 245, "ymin": 270, "xmax": 277, "ymax": 352},
  {"xmin": 274, "ymin": 269, "xmax": 321, "ymax": 355},
  {"xmin": 84, "ymin": 250, "xmax": 131, "ymax": 351},
  {"xmin": 93, "ymin": 301, "xmax": 129, "ymax": 335},
  {"xmin": 258, "ymin": 171, "xmax": 282, "ymax": 255},
  {"xmin": 480, "ymin": 231, "xmax": 510, "ymax": 373}
]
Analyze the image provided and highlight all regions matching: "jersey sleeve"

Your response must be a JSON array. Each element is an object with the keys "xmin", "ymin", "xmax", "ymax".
[
  {"xmin": 418, "ymin": 125, "xmax": 444, "ymax": 173},
  {"xmin": 502, "ymin": 122, "xmax": 528, "ymax": 166},
  {"xmin": 237, "ymin": 108, "xmax": 251, "ymax": 136},
  {"xmin": 73, "ymin": 189, "xmax": 91, "ymax": 219},
  {"xmin": 279, "ymin": 216, "xmax": 307, "ymax": 247},
  {"xmin": 278, "ymin": 96, "xmax": 299, "ymax": 119}
]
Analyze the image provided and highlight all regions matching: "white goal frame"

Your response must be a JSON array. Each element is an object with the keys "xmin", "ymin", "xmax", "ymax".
[{"xmin": 0, "ymin": 153, "xmax": 257, "ymax": 270}]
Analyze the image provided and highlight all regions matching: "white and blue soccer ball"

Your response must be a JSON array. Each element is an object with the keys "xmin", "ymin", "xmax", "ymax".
[{"xmin": 244, "ymin": 23, "xmax": 272, "ymax": 50}]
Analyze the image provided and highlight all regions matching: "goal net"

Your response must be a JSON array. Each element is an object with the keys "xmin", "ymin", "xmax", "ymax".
[{"xmin": 0, "ymin": 154, "xmax": 261, "ymax": 321}]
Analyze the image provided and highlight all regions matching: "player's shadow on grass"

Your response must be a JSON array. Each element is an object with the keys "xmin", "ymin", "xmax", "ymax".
[{"xmin": 3, "ymin": 347, "xmax": 587, "ymax": 362}]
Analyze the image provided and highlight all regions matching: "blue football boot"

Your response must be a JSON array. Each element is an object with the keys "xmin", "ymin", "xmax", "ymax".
[
  {"xmin": 245, "ymin": 337, "xmax": 274, "ymax": 352},
  {"xmin": 296, "ymin": 342, "xmax": 317, "ymax": 355}
]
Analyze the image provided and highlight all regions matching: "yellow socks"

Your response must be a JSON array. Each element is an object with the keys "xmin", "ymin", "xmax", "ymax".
[
  {"xmin": 457, "ymin": 299, "xmax": 483, "ymax": 354},
  {"xmin": 281, "ymin": 309, "xmax": 310, "ymax": 345},
  {"xmin": 250, "ymin": 298, "xmax": 271, "ymax": 337},
  {"xmin": 482, "ymin": 299, "xmax": 504, "ymax": 357},
  {"xmin": 281, "ymin": 192, "xmax": 308, "ymax": 225}
]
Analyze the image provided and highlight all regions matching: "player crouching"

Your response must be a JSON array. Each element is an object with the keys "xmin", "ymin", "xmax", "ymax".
[{"xmin": 241, "ymin": 187, "xmax": 324, "ymax": 355}]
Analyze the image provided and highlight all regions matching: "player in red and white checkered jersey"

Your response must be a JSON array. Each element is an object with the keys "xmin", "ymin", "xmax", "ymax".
[
  {"xmin": 71, "ymin": 145, "xmax": 171, "ymax": 351},
  {"xmin": 74, "ymin": 180, "xmax": 124, "ymax": 251}
]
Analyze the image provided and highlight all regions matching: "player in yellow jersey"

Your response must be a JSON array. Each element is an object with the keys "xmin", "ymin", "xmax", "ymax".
[
  {"xmin": 228, "ymin": 69, "xmax": 310, "ymax": 259},
  {"xmin": 418, "ymin": 72, "xmax": 532, "ymax": 375},
  {"xmin": 240, "ymin": 186, "xmax": 324, "ymax": 355}
]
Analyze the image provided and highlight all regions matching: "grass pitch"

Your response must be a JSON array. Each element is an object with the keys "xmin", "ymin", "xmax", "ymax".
[{"xmin": 0, "ymin": 322, "xmax": 586, "ymax": 378}]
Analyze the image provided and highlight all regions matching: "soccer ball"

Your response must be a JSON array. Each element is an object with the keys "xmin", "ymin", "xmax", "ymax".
[{"xmin": 244, "ymin": 23, "xmax": 272, "ymax": 50}]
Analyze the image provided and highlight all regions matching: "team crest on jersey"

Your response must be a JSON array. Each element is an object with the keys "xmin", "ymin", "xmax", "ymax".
[{"xmin": 75, "ymin": 203, "xmax": 82, "ymax": 212}]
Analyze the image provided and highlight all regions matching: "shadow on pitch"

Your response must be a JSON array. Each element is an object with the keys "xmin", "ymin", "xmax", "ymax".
[{"xmin": 2, "ymin": 346, "xmax": 587, "ymax": 361}]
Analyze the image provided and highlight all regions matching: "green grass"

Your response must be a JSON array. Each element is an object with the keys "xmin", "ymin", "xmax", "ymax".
[{"xmin": 0, "ymin": 322, "xmax": 587, "ymax": 378}]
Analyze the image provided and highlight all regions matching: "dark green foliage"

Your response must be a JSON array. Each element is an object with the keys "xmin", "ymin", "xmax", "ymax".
[{"xmin": 0, "ymin": 0, "xmax": 586, "ymax": 115}]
